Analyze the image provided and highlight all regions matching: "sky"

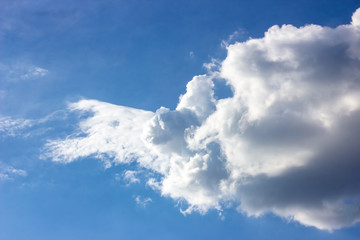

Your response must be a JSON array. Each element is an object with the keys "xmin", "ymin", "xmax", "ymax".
[{"xmin": 1, "ymin": 0, "xmax": 360, "ymax": 239}]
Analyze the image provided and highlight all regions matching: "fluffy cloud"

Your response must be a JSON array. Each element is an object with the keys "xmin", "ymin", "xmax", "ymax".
[
  {"xmin": 42, "ymin": 100, "xmax": 156, "ymax": 168},
  {"xmin": 43, "ymin": 9, "xmax": 360, "ymax": 230}
]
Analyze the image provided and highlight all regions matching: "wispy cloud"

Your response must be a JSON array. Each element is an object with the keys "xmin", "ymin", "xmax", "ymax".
[
  {"xmin": 0, "ymin": 164, "xmax": 27, "ymax": 180},
  {"xmin": 21, "ymin": 66, "xmax": 48, "ymax": 79},
  {"xmin": 0, "ymin": 62, "xmax": 49, "ymax": 82},
  {"xmin": 134, "ymin": 195, "xmax": 152, "ymax": 208},
  {"xmin": 32, "ymin": 8, "xmax": 360, "ymax": 231},
  {"xmin": 0, "ymin": 63, "xmax": 49, "ymax": 82},
  {"xmin": 123, "ymin": 170, "xmax": 140, "ymax": 186},
  {"xmin": 0, "ymin": 110, "xmax": 67, "ymax": 137},
  {"xmin": 221, "ymin": 28, "xmax": 247, "ymax": 48},
  {"xmin": 0, "ymin": 116, "xmax": 35, "ymax": 137}
]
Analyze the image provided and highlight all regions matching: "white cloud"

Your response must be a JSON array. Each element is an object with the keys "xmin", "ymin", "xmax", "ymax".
[
  {"xmin": 0, "ymin": 164, "xmax": 27, "ymax": 180},
  {"xmin": 351, "ymin": 8, "xmax": 360, "ymax": 26},
  {"xmin": 0, "ymin": 116, "xmax": 35, "ymax": 136},
  {"xmin": 221, "ymin": 29, "xmax": 247, "ymax": 48},
  {"xmin": 0, "ymin": 62, "xmax": 48, "ymax": 82},
  {"xmin": 43, "ymin": 9, "xmax": 360, "ymax": 231},
  {"xmin": 123, "ymin": 170, "xmax": 140, "ymax": 185},
  {"xmin": 0, "ymin": 110, "xmax": 67, "ymax": 137},
  {"xmin": 23, "ymin": 66, "xmax": 48, "ymax": 78},
  {"xmin": 42, "ymin": 100, "xmax": 157, "ymax": 167},
  {"xmin": 146, "ymin": 178, "xmax": 161, "ymax": 191},
  {"xmin": 134, "ymin": 195, "xmax": 152, "ymax": 207}
]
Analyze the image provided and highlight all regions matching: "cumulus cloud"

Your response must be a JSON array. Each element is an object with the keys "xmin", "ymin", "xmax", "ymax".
[{"xmin": 43, "ymin": 9, "xmax": 360, "ymax": 230}]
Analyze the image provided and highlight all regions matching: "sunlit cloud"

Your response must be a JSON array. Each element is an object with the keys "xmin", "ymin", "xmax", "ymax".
[{"xmin": 14, "ymin": 8, "xmax": 360, "ymax": 231}]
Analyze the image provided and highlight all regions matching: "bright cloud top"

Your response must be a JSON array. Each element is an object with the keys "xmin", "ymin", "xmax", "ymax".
[{"xmin": 43, "ymin": 9, "xmax": 360, "ymax": 231}]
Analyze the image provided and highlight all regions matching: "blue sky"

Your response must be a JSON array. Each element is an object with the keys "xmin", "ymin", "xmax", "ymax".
[{"xmin": 1, "ymin": 1, "xmax": 360, "ymax": 239}]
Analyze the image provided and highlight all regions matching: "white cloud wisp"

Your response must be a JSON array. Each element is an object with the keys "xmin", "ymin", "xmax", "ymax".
[
  {"xmin": 43, "ymin": 9, "xmax": 360, "ymax": 231},
  {"xmin": 0, "ymin": 164, "xmax": 27, "ymax": 180},
  {"xmin": 0, "ymin": 62, "xmax": 49, "ymax": 82}
]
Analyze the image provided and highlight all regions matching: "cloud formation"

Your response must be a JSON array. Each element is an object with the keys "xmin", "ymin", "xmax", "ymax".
[
  {"xmin": 0, "ymin": 62, "xmax": 48, "ymax": 82},
  {"xmin": 123, "ymin": 170, "xmax": 141, "ymax": 186},
  {"xmin": 43, "ymin": 9, "xmax": 360, "ymax": 230},
  {"xmin": 0, "ymin": 116, "xmax": 35, "ymax": 136},
  {"xmin": 134, "ymin": 195, "xmax": 152, "ymax": 208},
  {"xmin": 0, "ymin": 164, "xmax": 27, "ymax": 180}
]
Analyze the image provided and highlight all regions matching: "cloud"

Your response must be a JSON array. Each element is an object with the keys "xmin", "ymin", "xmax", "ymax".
[
  {"xmin": 42, "ymin": 9, "xmax": 360, "ymax": 230},
  {"xmin": 221, "ymin": 29, "xmax": 247, "ymax": 48},
  {"xmin": 0, "ymin": 62, "xmax": 48, "ymax": 82},
  {"xmin": 0, "ymin": 116, "xmax": 36, "ymax": 137},
  {"xmin": 134, "ymin": 195, "xmax": 152, "ymax": 208},
  {"xmin": 0, "ymin": 164, "xmax": 27, "ymax": 180},
  {"xmin": 42, "ymin": 100, "xmax": 156, "ymax": 168},
  {"xmin": 123, "ymin": 170, "xmax": 140, "ymax": 185},
  {"xmin": 0, "ymin": 110, "xmax": 67, "ymax": 137},
  {"xmin": 24, "ymin": 66, "xmax": 48, "ymax": 78}
]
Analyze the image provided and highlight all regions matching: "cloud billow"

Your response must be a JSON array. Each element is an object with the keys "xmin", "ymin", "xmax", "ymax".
[{"xmin": 44, "ymin": 9, "xmax": 360, "ymax": 231}]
